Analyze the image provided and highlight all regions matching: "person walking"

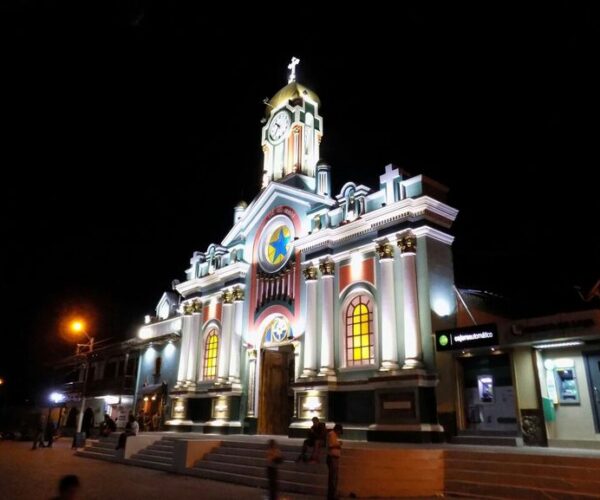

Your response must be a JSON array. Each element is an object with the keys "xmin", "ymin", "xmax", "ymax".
[
  {"xmin": 31, "ymin": 413, "xmax": 46, "ymax": 450},
  {"xmin": 81, "ymin": 407, "xmax": 94, "ymax": 439},
  {"xmin": 266, "ymin": 439, "xmax": 283, "ymax": 500},
  {"xmin": 45, "ymin": 416, "xmax": 56, "ymax": 448},
  {"xmin": 326, "ymin": 423, "xmax": 343, "ymax": 500}
]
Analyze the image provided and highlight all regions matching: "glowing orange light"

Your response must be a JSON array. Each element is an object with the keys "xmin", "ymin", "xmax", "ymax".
[
  {"xmin": 0, "ymin": 378, "xmax": 4, "ymax": 385},
  {"xmin": 69, "ymin": 319, "xmax": 86, "ymax": 334}
]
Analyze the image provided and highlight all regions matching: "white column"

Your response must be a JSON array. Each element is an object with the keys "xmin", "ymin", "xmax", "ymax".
[
  {"xmin": 229, "ymin": 288, "xmax": 244, "ymax": 384},
  {"xmin": 247, "ymin": 350, "xmax": 257, "ymax": 417},
  {"xmin": 399, "ymin": 234, "xmax": 424, "ymax": 369},
  {"xmin": 377, "ymin": 244, "xmax": 400, "ymax": 371},
  {"xmin": 186, "ymin": 311, "xmax": 202, "ymax": 384},
  {"xmin": 177, "ymin": 314, "xmax": 192, "ymax": 384},
  {"xmin": 301, "ymin": 266, "xmax": 318, "ymax": 377},
  {"xmin": 217, "ymin": 291, "xmax": 234, "ymax": 382},
  {"xmin": 319, "ymin": 260, "xmax": 335, "ymax": 376}
]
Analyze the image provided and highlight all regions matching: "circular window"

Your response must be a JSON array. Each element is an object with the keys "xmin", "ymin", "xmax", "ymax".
[{"xmin": 258, "ymin": 215, "xmax": 295, "ymax": 273}]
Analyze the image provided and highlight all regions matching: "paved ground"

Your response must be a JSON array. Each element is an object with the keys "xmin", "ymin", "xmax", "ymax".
[{"xmin": 0, "ymin": 439, "xmax": 319, "ymax": 500}]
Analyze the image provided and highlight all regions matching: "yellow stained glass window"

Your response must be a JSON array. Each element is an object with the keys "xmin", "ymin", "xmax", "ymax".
[
  {"xmin": 346, "ymin": 296, "xmax": 374, "ymax": 366},
  {"xmin": 203, "ymin": 330, "xmax": 219, "ymax": 379}
]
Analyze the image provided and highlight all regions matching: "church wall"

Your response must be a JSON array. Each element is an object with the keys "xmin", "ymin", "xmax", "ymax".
[{"xmin": 418, "ymin": 236, "xmax": 457, "ymax": 370}]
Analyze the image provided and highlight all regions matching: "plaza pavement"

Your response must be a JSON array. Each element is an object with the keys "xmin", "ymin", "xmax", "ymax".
[{"xmin": 0, "ymin": 438, "xmax": 320, "ymax": 500}]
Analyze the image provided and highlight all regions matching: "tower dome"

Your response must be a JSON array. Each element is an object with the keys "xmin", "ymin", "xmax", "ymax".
[{"xmin": 266, "ymin": 81, "xmax": 321, "ymax": 114}]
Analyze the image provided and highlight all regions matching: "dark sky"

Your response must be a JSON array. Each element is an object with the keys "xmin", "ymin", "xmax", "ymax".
[{"xmin": 1, "ymin": 3, "xmax": 599, "ymax": 401}]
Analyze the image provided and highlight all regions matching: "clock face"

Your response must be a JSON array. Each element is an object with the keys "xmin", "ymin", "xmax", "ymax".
[{"xmin": 269, "ymin": 111, "xmax": 291, "ymax": 142}]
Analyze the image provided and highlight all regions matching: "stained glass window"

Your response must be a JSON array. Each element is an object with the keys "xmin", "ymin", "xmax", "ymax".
[
  {"xmin": 346, "ymin": 295, "xmax": 375, "ymax": 366},
  {"xmin": 264, "ymin": 316, "xmax": 292, "ymax": 344},
  {"xmin": 203, "ymin": 330, "xmax": 219, "ymax": 379}
]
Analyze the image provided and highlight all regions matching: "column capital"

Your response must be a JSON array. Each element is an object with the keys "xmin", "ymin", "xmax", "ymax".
[
  {"xmin": 398, "ymin": 233, "xmax": 417, "ymax": 254},
  {"xmin": 319, "ymin": 260, "xmax": 335, "ymax": 276},
  {"xmin": 183, "ymin": 299, "xmax": 202, "ymax": 315},
  {"xmin": 303, "ymin": 265, "xmax": 319, "ymax": 281},
  {"xmin": 376, "ymin": 242, "xmax": 395, "ymax": 260},
  {"xmin": 233, "ymin": 286, "xmax": 245, "ymax": 302},
  {"xmin": 221, "ymin": 290, "xmax": 234, "ymax": 304}
]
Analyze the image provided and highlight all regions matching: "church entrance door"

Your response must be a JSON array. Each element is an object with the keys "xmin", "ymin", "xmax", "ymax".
[{"xmin": 258, "ymin": 346, "xmax": 294, "ymax": 435}]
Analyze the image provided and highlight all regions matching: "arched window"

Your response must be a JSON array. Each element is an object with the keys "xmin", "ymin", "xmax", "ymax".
[
  {"xmin": 203, "ymin": 330, "xmax": 219, "ymax": 379},
  {"xmin": 345, "ymin": 295, "xmax": 375, "ymax": 366}
]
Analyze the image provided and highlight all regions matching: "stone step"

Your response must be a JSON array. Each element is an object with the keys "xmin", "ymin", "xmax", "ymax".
[
  {"xmin": 445, "ymin": 480, "xmax": 600, "ymax": 500},
  {"xmin": 445, "ymin": 450, "xmax": 600, "ymax": 469},
  {"xmin": 210, "ymin": 446, "xmax": 299, "ymax": 460},
  {"xmin": 126, "ymin": 458, "xmax": 174, "ymax": 472},
  {"xmin": 220, "ymin": 440, "xmax": 302, "ymax": 452},
  {"xmin": 146, "ymin": 443, "xmax": 176, "ymax": 452},
  {"xmin": 90, "ymin": 442, "xmax": 118, "ymax": 451},
  {"xmin": 204, "ymin": 452, "xmax": 327, "ymax": 471},
  {"xmin": 449, "ymin": 469, "xmax": 600, "ymax": 496},
  {"xmin": 138, "ymin": 448, "xmax": 174, "ymax": 458},
  {"xmin": 76, "ymin": 450, "xmax": 119, "ymax": 461},
  {"xmin": 446, "ymin": 458, "xmax": 600, "ymax": 482},
  {"xmin": 131, "ymin": 452, "xmax": 173, "ymax": 464},
  {"xmin": 195, "ymin": 460, "xmax": 327, "ymax": 485},
  {"xmin": 188, "ymin": 467, "xmax": 327, "ymax": 496},
  {"xmin": 450, "ymin": 435, "xmax": 523, "ymax": 446}
]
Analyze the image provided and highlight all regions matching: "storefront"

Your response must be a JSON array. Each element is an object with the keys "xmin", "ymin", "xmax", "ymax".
[
  {"xmin": 529, "ymin": 313, "xmax": 600, "ymax": 448},
  {"xmin": 436, "ymin": 324, "xmax": 521, "ymax": 442},
  {"xmin": 436, "ymin": 309, "xmax": 600, "ymax": 448}
]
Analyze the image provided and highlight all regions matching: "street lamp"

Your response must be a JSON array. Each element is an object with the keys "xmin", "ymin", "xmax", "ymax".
[
  {"xmin": 70, "ymin": 319, "xmax": 94, "ymax": 355},
  {"xmin": 68, "ymin": 319, "xmax": 94, "ymax": 443}
]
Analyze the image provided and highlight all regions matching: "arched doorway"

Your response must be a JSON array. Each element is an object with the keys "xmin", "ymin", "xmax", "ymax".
[{"xmin": 257, "ymin": 316, "xmax": 296, "ymax": 435}]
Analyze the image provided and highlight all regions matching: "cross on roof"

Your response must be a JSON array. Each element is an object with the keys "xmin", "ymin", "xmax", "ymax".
[{"xmin": 379, "ymin": 164, "xmax": 400, "ymax": 204}]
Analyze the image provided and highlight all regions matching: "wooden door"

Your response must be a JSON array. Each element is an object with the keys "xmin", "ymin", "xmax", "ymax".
[{"xmin": 258, "ymin": 349, "xmax": 290, "ymax": 435}]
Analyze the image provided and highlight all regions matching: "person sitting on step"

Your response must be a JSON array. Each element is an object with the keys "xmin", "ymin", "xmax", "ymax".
[{"xmin": 296, "ymin": 417, "xmax": 327, "ymax": 463}]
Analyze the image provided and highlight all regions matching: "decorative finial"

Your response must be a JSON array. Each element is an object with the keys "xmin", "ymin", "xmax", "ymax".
[{"xmin": 288, "ymin": 57, "xmax": 300, "ymax": 84}]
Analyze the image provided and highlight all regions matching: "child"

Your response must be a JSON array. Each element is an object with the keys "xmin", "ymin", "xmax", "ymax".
[{"xmin": 266, "ymin": 439, "xmax": 283, "ymax": 500}]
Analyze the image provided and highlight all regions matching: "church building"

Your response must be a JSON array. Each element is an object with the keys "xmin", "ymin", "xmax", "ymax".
[{"xmin": 136, "ymin": 60, "xmax": 459, "ymax": 442}]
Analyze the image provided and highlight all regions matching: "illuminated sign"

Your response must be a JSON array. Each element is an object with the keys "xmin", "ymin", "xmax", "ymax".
[{"xmin": 435, "ymin": 323, "xmax": 498, "ymax": 352}]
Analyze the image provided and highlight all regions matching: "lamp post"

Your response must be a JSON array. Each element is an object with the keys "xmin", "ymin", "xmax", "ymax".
[{"xmin": 69, "ymin": 319, "xmax": 94, "ymax": 441}]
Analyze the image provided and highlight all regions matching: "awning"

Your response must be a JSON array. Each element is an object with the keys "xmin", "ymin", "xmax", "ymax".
[{"xmin": 139, "ymin": 383, "xmax": 167, "ymax": 395}]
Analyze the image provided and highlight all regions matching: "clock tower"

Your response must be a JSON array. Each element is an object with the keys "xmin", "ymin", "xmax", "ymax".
[{"xmin": 261, "ymin": 58, "xmax": 323, "ymax": 191}]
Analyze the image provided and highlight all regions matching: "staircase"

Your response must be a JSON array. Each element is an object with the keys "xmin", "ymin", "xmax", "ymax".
[
  {"xmin": 76, "ymin": 434, "xmax": 121, "ymax": 461},
  {"xmin": 128, "ymin": 437, "xmax": 177, "ymax": 471},
  {"xmin": 445, "ymin": 448, "xmax": 600, "ymax": 499},
  {"xmin": 189, "ymin": 440, "xmax": 327, "ymax": 496},
  {"xmin": 451, "ymin": 430, "xmax": 523, "ymax": 447}
]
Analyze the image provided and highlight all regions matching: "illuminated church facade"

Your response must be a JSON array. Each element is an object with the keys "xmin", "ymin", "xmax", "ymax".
[{"xmin": 137, "ymin": 61, "xmax": 459, "ymax": 441}]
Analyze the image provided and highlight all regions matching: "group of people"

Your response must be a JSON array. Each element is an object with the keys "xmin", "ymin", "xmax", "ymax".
[
  {"xmin": 31, "ymin": 413, "xmax": 56, "ymax": 450},
  {"xmin": 136, "ymin": 410, "xmax": 161, "ymax": 432},
  {"xmin": 267, "ymin": 417, "xmax": 343, "ymax": 500}
]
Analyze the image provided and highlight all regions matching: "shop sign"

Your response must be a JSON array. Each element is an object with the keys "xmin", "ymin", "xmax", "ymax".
[{"xmin": 435, "ymin": 323, "xmax": 498, "ymax": 352}]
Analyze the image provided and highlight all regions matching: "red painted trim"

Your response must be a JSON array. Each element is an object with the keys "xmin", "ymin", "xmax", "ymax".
[
  {"xmin": 339, "ymin": 258, "xmax": 375, "ymax": 292},
  {"xmin": 249, "ymin": 206, "xmax": 302, "ymax": 331}
]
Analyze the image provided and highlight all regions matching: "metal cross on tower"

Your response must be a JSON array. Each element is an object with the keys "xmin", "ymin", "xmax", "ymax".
[{"xmin": 288, "ymin": 57, "xmax": 300, "ymax": 83}]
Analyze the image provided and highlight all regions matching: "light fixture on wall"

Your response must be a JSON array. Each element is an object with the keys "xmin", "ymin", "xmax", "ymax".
[{"xmin": 535, "ymin": 341, "xmax": 584, "ymax": 350}]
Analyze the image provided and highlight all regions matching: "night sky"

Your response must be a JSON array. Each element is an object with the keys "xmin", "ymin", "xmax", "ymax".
[{"xmin": 1, "ymin": 3, "xmax": 599, "ymax": 402}]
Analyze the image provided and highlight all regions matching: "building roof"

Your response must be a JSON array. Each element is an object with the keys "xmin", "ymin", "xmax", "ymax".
[{"xmin": 267, "ymin": 81, "xmax": 320, "ymax": 113}]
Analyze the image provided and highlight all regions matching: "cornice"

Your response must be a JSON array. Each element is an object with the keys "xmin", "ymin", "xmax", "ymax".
[
  {"xmin": 176, "ymin": 261, "xmax": 250, "ymax": 297},
  {"xmin": 222, "ymin": 182, "xmax": 335, "ymax": 246},
  {"xmin": 296, "ymin": 196, "xmax": 457, "ymax": 255}
]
